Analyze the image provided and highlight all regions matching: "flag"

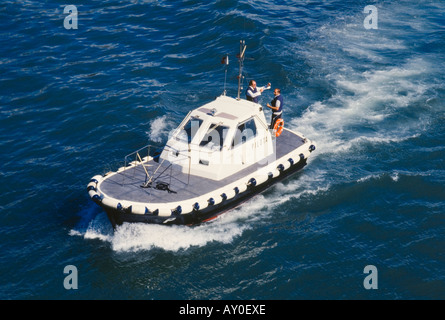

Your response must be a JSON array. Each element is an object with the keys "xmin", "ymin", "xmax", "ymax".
[{"xmin": 221, "ymin": 55, "xmax": 229, "ymax": 65}]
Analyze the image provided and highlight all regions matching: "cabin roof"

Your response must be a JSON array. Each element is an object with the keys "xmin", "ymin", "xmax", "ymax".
[{"xmin": 192, "ymin": 95, "xmax": 261, "ymax": 124}]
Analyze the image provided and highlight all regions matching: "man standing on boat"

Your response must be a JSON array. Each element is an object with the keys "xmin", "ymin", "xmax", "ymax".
[
  {"xmin": 266, "ymin": 88, "xmax": 283, "ymax": 129},
  {"xmin": 246, "ymin": 80, "xmax": 271, "ymax": 103}
]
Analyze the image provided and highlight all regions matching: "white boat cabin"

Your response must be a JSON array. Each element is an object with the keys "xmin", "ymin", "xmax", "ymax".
[{"xmin": 160, "ymin": 95, "xmax": 276, "ymax": 181}]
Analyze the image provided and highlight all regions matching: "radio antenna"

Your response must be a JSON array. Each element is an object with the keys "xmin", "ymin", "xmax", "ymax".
[
  {"xmin": 222, "ymin": 54, "xmax": 229, "ymax": 96},
  {"xmin": 236, "ymin": 40, "xmax": 246, "ymax": 100}
]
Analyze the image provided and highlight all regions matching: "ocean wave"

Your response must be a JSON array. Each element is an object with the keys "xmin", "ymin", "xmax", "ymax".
[{"xmin": 356, "ymin": 169, "xmax": 437, "ymax": 184}]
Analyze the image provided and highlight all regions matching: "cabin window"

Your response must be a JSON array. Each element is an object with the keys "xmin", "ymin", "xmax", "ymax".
[
  {"xmin": 199, "ymin": 123, "xmax": 228, "ymax": 150},
  {"xmin": 232, "ymin": 118, "xmax": 257, "ymax": 147},
  {"xmin": 176, "ymin": 117, "xmax": 203, "ymax": 143}
]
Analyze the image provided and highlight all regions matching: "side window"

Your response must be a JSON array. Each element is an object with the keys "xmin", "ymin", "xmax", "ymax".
[
  {"xmin": 232, "ymin": 118, "xmax": 257, "ymax": 147},
  {"xmin": 244, "ymin": 118, "xmax": 257, "ymax": 137}
]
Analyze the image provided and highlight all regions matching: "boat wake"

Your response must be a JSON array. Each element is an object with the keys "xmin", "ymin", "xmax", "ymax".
[
  {"xmin": 70, "ymin": 197, "xmax": 258, "ymax": 252},
  {"xmin": 290, "ymin": 57, "xmax": 432, "ymax": 158},
  {"xmin": 288, "ymin": 1, "xmax": 438, "ymax": 159}
]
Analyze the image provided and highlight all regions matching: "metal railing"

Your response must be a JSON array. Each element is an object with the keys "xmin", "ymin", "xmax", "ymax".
[{"xmin": 120, "ymin": 144, "xmax": 192, "ymax": 194}]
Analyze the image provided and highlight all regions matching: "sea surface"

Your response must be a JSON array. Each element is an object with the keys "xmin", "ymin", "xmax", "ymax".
[{"xmin": 1, "ymin": 0, "xmax": 444, "ymax": 300}]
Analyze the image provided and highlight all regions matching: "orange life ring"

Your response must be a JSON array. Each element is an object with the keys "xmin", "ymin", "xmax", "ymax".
[{"xmin": 273, "ymin": 118, "xmax": 284, "ymax": 137}]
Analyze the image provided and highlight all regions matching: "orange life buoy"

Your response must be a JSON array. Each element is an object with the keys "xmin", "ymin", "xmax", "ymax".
[{"xmin": 273, "ymin": 118, "xmax": 284, "ymax": 137}]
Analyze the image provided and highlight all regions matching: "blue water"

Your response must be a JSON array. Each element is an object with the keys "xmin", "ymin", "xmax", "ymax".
[{"xmin": 1, "ymin": 0, "xmax": 444, "ymax": 300}]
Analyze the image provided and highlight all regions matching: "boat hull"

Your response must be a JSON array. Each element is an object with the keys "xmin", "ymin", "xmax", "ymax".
[{"xmin": 101, "ymin": 158, "xmax": 307, "ymax": 228}]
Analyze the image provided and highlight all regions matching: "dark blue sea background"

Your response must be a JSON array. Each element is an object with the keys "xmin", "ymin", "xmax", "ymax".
[{"xmin": 1, "ymin": 0, "xmax": 444, "ymax": 300}]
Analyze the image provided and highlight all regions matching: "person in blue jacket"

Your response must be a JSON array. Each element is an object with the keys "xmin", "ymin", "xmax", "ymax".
[
  {"xmin": 266, "ymin": 88, "xmax": 283, "ymax": 129},
  {"xmin": 246, "ymin": 80, "xmax": 271, "ymax": 103}
]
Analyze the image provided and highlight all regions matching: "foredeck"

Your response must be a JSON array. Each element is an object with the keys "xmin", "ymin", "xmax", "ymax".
[{"xmin": 99, "ymin": 128, "xmax": 306, "ymax": 203}]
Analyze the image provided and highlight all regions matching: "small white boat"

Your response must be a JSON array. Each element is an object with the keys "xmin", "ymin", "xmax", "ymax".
[{"xmin": 87, "ymin": 41, "xmax": 316, "ymax": 227}]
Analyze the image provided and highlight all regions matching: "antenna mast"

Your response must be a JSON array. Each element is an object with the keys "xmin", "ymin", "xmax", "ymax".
[{"xmin": 237, "ymin": 40, "xmax": 246, "ymax": 100}]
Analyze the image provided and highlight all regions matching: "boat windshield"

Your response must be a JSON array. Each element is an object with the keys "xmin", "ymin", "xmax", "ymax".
[
  {"xmin": 176, "ymin": 117, "xmax": 204, "ymax": 143},
  {"xmin": 199, "ymin": 123, "xmax": 229, "ymax": 150}
]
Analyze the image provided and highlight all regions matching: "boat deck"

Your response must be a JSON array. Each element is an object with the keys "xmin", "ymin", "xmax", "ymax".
[{"xmin": 99, "ymin": 128, "xmax": 306, "ymax": 203}]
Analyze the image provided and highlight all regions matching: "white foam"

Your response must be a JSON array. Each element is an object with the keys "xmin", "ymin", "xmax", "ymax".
[
  {"xmin": 390, "ymin": 172, "xmax": 400, "ymax": 182},
  {"xmin": 68, "ymin": 210, "xmax": 250, "ymax": 253},
  {"xmin": 107, "ymin": 193, "xmax": 282, "ymax": 252},
  {"xmin": 355, "ymin": 169, "xmax": 434, "ymax": 184},
  {"xmin": 110, "ymin": 220, "xmax": 248, "ymax": 252},
  {"xmin": 146, "ymin": 115, "xmax": 175, "ymax": 143},
  {"xmin": 290, "ymin": 57, "xmax": 430, "ymax": 157},
  {"xmin": 164, "ymin": 53, "xmax": 195, "ymax": 59},
  {"xmin": 357, "ymin": 174, "xmax": 379, "ymax": 183}
]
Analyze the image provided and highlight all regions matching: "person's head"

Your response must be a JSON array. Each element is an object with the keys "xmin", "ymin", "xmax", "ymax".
[
  {"xmin": 249, "ymin": 80, "xmax": 257, "ymax": 88},
  {"xmin": 274, "ymin": 88, "xmax": 281, "ymax": 96}
]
